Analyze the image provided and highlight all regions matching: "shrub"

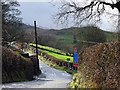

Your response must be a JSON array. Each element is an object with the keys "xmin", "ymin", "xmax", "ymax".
[
  {"xmin": 2, "ymin": 47, "xmax": 34, "ymax": 83},
  {"xmin": 77, "ymin": 41, "xmax": 120, "ymax": 88}
]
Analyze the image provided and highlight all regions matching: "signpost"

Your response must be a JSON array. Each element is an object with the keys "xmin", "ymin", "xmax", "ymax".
[
  {"xmin": 73, "ymin": 63, "xmax": 78, "ymax": 67},
  {"xmin": 67, "ymin": 58, "xmax": 70, "ymax": 69},
  {"xmin": 73, "ymin": 52, "xmax": 77, "ymax": 63},
  {"xmin": 67, "ymin": 58, "xmax": 70, "ymax": 61},
  {"xmin": 73, "ymin": 48, "xmax": 78, "ymax": 70}
]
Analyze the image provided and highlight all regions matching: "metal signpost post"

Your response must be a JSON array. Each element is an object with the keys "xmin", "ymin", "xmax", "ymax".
[{"xmin": 67, "ymin": 58, "xmax": 70, "ymax": 69}]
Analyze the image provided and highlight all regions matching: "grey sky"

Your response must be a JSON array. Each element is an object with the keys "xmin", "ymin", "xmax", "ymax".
[
  {"xmin": 18, "ymin": 1, "xmax": 118, "ymax": 32},
  {"xmin": 18, "ymin": 2, "xmax": 61, "ymax": 29}
]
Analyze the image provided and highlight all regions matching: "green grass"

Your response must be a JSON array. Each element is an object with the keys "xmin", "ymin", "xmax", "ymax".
[
  {"xmin": 29, "ymin": 43, "xmax": 66, "ymax": 55},
  {"xmin": 104, "ymin": 31, "xmax": 118, "ymax": 41},
  {"xmin": 55, "ymin": 29, "xmax": 74, "ymax": 45},
  {"xmin": 29, "ymin": 43, "xmax": 73, "ymax": 62},
  {"xmin": 68, "ymin": 72, "xmax": 98, "ymax": 88},
  {"xmin": 26, "ymin": 48, "xmax": 73, "ymax": 63},
  {"xmin": 38, "ymin": 48, "xmax": 73, "ymax": 62},
  {"xmin": 25, "ymin": 50, "xmax": 35, "ymax": 55}
]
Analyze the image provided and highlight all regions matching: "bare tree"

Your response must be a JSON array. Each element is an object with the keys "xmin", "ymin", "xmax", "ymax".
[
  {"xmin": 56, "ymin": 0, "xmax": 120, "ymax": 32},
  {"xmin": 2, "ymin": 0, "xmax": 24, "ymax": 43}
]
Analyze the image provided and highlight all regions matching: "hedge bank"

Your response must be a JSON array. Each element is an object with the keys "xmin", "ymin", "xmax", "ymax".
[
  {"xmin": 69, "ymin": 41, "xmax": 120, "ymax": 88},
  {"xmin": 2, "ymin": 46, "xmax": 41, "ymax": 83}
]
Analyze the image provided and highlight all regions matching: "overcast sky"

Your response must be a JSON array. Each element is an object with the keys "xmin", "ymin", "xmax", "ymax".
[
  {"xmin": 17, "ymin": 0, "xmax": 118, "ymax": 32},
  {"xmin": 18, "ymin": 2, "xmax": 61, "ymax": 29}
]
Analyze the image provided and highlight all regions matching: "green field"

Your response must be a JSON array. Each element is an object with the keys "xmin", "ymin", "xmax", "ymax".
[
  {"xmin": 29, "ymin": 43, "xmax": 73, "ymax": 62},
  {"xmin": 55, "ymin": 29, "xmax": 74, "ymax": 45},
  {"xmin": 104, "ymin": 31, "xmax": 118, "ymax": 41},
  {"xmin": 38, "ymin": 48, "xmax": 73, "ymax": 62},
  {"xmin": 29, "ymin": 43, "xmax": 66, "ymax": 55}
]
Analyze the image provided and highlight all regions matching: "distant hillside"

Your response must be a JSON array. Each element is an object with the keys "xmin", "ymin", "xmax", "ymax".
[
  {"xmin": 22, "ymin": 24, "xmax": 118, "ymax": 44},
  {"xmin": 21, "ymin": 24, "xmax": 49, "ymax": 34},
  {"xmin": 43, "ymin": 26, "xmax": 118, "ymax": 45},
  {"xmin": 23, "ymin": 25, "xmax": 119, "ymax": 53}
]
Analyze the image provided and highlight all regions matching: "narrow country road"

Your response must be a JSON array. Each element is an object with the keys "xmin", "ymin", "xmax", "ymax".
[{"xmin": 2, "ymin": 52, "xmax": 73, "ymax": 88}]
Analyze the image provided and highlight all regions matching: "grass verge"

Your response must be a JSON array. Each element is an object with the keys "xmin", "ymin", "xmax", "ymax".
[{"xmin": 68, "ymin": 72, "xmax": 98, "ymax": 88}]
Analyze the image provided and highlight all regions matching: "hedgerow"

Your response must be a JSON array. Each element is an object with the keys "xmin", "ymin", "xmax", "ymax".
[
  {"xmin": 77, "ymin": 41, "xmax": 120, "ymax": 88},
  {"xmin": 2, "ymin": 46, "xmax": 41, "ymax": 83}
]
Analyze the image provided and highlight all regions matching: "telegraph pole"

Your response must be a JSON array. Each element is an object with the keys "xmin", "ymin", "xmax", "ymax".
[{"xmin": 34, "ymin": 21, "xmax": 39, "ymax": 68}]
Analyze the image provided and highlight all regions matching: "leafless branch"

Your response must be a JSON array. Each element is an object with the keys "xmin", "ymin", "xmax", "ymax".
[{"xmin": 56, "ymin": 1, "xmax": 120, "ymax": 26}]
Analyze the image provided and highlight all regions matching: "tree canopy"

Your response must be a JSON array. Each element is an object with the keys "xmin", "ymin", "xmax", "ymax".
[{"xmin": 2, "ymin": 0, "xmax": 24, "ymax": 43}]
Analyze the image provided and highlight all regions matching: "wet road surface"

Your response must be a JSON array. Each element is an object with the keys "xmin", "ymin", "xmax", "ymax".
[{"xmin": 2, "ymin": 56, "xmax": 73, "ymax": 88}]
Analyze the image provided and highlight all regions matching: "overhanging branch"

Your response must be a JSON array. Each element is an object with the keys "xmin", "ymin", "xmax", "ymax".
[{"xmin": 56, "ymin": 1, "xmax": 120, "ymax": 25}]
